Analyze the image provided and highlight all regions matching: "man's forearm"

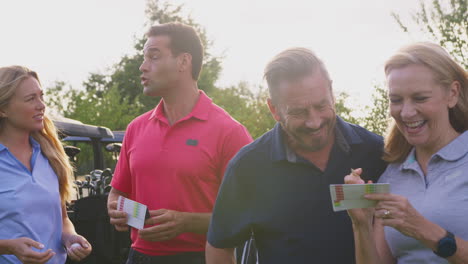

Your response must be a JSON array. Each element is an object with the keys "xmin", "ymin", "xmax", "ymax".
[
  {"xmin": 205, "ymin": 242, "xmax": 235, "ymax": 264},
  {"xmin": 182, "ymin": 212, "xmax": 211, "ymax": 234}
]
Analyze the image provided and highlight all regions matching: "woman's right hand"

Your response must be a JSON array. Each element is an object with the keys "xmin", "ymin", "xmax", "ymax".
[
  {"xmin": 5, "ymin": 237, "xmax": 55, "ymax": 264},
  {"xmin": 344, "ymin": 168, "xmax": 374, "ymax": 227}
]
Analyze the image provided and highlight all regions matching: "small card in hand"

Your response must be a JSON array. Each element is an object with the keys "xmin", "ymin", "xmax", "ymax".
[
  {"xmin": 117, "ymin": 196, "xmax": 150, "ymax": 229},
  {"xmin": 329, "ymin": 183, "xmax": 390, "ymax": 212}
]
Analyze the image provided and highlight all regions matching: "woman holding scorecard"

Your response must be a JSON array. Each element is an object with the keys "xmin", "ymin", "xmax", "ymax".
[{"xmin": 345, "ymin": 42, "xmax": 468, "ymax": 263}]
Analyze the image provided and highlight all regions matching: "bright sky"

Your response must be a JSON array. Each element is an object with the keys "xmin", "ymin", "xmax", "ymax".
[{"xmin": 1, "ymin": 0, "xmax": 428, "ymax": 108}]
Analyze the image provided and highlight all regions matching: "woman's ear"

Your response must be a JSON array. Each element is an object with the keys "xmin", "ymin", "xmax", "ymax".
[{"xmin": 447, "ymin": 81, "xmax": 460, "ymax": 108}]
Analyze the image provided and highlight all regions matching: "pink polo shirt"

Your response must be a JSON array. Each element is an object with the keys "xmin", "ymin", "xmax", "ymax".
[{"xmin": 111, "ymin": 91, "xmax": 252, "ymax": 255}]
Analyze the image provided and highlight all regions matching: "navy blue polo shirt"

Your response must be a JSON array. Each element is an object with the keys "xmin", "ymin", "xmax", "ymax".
[{"xmin": 208, "ymin": 117, "xmax": 387, "ymax": 264}]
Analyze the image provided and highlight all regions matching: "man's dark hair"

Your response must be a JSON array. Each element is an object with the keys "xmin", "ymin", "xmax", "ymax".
[
  {"xmin": 264, "ymin": 47, "xmax": 332, "ymax": 104},
  {"xmin": 147, "ymin": 22, "xmax": 204, "ymax": 80}
]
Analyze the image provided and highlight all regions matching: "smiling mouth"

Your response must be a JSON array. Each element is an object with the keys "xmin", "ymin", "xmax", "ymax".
[
  {"xmin": 308, "ymin": 129, "xmax": 322, "ymax": 135},
  {"xmin": 405, "ymin": 120, "xmax": 426, "ymax": 129},
  {"xmin": 300, "ymin": 123, "xmax": 326, "ymax": 135},
  {"xmin": 33, "ymin": 114, "xmax": 44, "ymax": 120}
]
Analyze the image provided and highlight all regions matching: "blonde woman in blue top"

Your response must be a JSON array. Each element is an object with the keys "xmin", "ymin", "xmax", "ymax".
[
  {"xmin": 345, "ymin": 43, "xmax": 468, "ymax": 263},
  {"xmin": 0, "ymin": 66, "xmax": 92, "ymax": 264}
]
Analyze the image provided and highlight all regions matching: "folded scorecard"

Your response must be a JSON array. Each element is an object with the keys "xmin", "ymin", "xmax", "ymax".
[
  {"xmin": 117, "ymin": 196, "xmax": 150, "ymax": 229},
  {"xmin": 329, "ymin": 183, "xmax": 390, "ymax": 212}
]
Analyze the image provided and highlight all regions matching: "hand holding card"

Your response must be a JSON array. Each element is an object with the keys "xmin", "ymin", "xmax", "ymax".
[
  {"xmin": 329, "ymin": 183, "xmax": 390, "ymax": 212},
  {"xmin": 117, "ymin": 196, "xmax": 150, "ymax": 229}
]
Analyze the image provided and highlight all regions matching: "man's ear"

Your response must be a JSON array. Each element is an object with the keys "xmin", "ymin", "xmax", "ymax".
[
  {"xmin": 267, "ymin": 98, "xmax": 281, "ymax": 122},
  {"xmin": 178, "ymin": 53, "xmax": 192, "ymax": 73}
]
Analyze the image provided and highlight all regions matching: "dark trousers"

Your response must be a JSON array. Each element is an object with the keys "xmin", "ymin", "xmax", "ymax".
[{"xmin": 126, "ymin": 248, "xmax": 205, "ymax": 264}]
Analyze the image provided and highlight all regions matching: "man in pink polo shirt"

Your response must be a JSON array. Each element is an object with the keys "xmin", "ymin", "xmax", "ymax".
[{"xmin": 107, "ymin": 22, "xmax": 252, "ymax": 264}]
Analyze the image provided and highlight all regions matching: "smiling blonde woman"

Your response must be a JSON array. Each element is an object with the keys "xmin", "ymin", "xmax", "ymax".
[
  {"xmin": 346, "ymin": 42, "xmax": 468, "ymax": 264},
  {"xmin": 0, "ymin": 66, "xmax": 92, "ymax": 264}
]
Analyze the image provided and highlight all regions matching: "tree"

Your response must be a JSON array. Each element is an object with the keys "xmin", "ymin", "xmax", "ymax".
[
  {"xmin": 83, "ymin": 0, "xmax": 222, "ymax": 113},
  {"xmin": 209, "ymin": 83, "xmax": 275, "ymax": 139},
  {"xmin": 210, "ymin": 84, "xmax": 364, "ymax": 139},
  {"xmin": 334, "ymin": 91, "xmax": 361, "ymax": 125},
  {"xmin": 46, "ymin": 81, "xmax": 140, "ymax": 174},
  {"xmin": 46, "ymin": 0, "xmax": 225, "ymax": 131},
  {"xmin": 45, "ymin": 81, "xmax": 71, "ymax": 117},
  {"xmin": 392, "ymin": 0, "xmax": 467, "ymax": 68},
  {"xmin": 46, "ymin": 81, "xmax": 139, "ymax": 130},
  {"xmin": 47, "ymin": 0, "xmax": 225, "ymax": 130},
  {"xmin": 362, "ymin": 84, "xmax": 390, "ymax": 136},
  {"xmin": 46, "ymin": 0, "xmax": 370, "ymax": 145}
]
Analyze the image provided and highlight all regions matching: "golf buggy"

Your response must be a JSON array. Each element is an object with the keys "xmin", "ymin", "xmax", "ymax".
[{"xmin": 53, "ymin": 117, "xmax": 130, "ymax": 264}]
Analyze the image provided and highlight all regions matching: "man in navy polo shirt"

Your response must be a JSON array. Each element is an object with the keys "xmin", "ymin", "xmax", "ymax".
[{"xmin": 206, "ymin": 48, "xmax": 387, "ymax": 263}]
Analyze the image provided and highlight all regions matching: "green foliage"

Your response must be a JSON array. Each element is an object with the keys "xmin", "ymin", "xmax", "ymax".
[
  {"xmin": 82, "ymin": 0, "xmax": 222, "ymax": 114},
  {"xmin": 392, "ymin": 0, "xmax": 467, "ymax": 68},
  {"xmin": 44, "ymin": 0, "xmax": 225, "ymax": 173},
  {"xmin": 332, "ymin": 87, "xmax": 390, "ymax": 137},
  {"xmin": 47, "ymin": 0, "xmax": 225, "ymax": 125},
  {"xmin": 362, "ymin": 84, "xmax": 390, "ymax": 136},
  {"xmin": 71, "ymin": 86, "xmax": 139, "ymax": 130},
  {"xmin": 44, "ymin": 81, "xmax": 71, "ymax": 116},
  {"xmin": 334, "ymin": 91, "xmax": 361, "ymax": 125},
  {"xmin": 209, "ymin": 84, "xmax": 382, "ymax": 139},
  {"xmin": 209, "ymin": 82, "xmax": 275, "ymax": 139},
  {"xmin": 46, "ymin": 81, "xmax": 139, "ymax": 130},
  {"xmin": 46, "ymin": 82, "xmax": 139, "ymax": 174},
  {"xmin": 210, "ymin": 85, "xmax": 369, "ymax": 139},
  {"xmin": 45, "ymin": 0, "xmax": 396, "ymax": 171}
]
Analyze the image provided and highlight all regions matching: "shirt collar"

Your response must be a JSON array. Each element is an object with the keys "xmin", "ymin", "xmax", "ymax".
[
  {"xmin": 335, "ymin": 116, "xmax": 364, "ymax": 145},
  {"xmin": 271, "ymin": 116, "xmax": 361, "ymax": 162},
  {"xmin": 29, "ymin": 136, "xmax": 40, "ymax": 151},
  {"xmin": 401, "ymin": 148, "xmax": 419, "ymax": 171},
  {"xmin": 435, "ymin": 131, "xmax": 468, "ymax": 161},
  {"xmin": 402, "ymin": 131, "xmax": 468, "ymax": 170},
  {"xmin": 271, "ymin": 123, "xmax": 288, "ymax": 162},
  {"xmin": 148, "ymin": 90, "xmax": 211, "ymax": 122}
]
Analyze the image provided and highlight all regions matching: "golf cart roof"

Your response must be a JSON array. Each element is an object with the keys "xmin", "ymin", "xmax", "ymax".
[
  {"xmin": 62, "ymin": 131, "xmax": 124, "ymax": 143},
  {"xmin": 52, "ymin": 117, "xmax": 114, "ymax": 139},
  {"xmin": 52, "ymin": 117, "xmax": 119, "ymax": 170}
]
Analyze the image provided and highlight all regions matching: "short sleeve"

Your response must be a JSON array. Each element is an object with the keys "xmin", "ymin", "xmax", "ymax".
[
  {"xmin": 219, "ymin": 124, "xmax": 253, "ymax": 178},
  {"xmin": 110, "ymin": 123, "xmax": 133, "ymax": 194},
  {"xmin": 359, "ymin": 135, "xmax": 387, "ymax": 183},
  {"xmin": 207, "ymin": 153, "xmax": 253, "ymax": 248}
]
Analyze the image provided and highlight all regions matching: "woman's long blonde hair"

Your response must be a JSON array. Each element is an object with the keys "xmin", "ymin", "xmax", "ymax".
[
  {"xmin": 383, "ymin": 42, "xmax": 468, "ymax": 163},
  {"xmin": 0, "ymin": 66, "xmax": 73, "ymax": 204}
]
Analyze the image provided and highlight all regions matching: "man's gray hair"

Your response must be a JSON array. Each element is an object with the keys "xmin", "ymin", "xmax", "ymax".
[{"xmin": 264, "ymin": 47, "xmax": 332, "ymax": 104}]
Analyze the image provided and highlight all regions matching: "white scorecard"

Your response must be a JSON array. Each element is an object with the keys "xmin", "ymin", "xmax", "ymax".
[
  {"xmin": 117, "ymin": 196, "xmax": 148, "ymax": 229},
  {"xmin": 329, "ymin": 183, "xmax": 390, "ymax": 212}
]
